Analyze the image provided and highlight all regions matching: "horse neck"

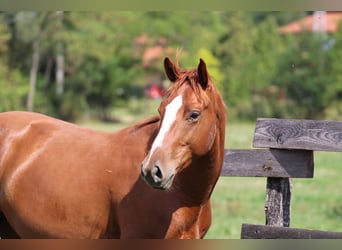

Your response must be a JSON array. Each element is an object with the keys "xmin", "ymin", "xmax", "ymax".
[{"xmin": 176, "ymin": 117, "xmax": 225, "ymax": 205}]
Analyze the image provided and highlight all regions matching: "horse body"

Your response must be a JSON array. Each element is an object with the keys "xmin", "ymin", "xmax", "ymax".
[
  {"xmin": 0, "ymin": 111, "xmax": 147, "ymax": 238},
  {"xmin": 0, "ymin": 58, "xmax": 226, "ymax": 238}
]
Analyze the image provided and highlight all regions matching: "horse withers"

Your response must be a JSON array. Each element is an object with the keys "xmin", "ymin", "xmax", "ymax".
[{"xmin": 0, "ymin": 57, "xmax": 226, "ymax": 238}]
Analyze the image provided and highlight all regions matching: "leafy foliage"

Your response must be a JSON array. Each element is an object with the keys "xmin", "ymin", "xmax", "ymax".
[
  {"xmin": 0, "ymin": 11, "xmax": 341, "ymax": 121},
  {"xmin": 0, "ymin": 18, "xmax": 28, "ymax": 112},
  {"xmin": 0, "ymin": 65, "xmax": 28, "ymax": 112},
  {"xmin": 273, "ymin": 33, "xmax": 333, "ymax": 119}
]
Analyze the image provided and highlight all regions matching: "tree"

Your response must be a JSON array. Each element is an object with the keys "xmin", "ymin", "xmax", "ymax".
[
  {"xmin": 273, "ymin": 32, "xmax": 332, "ymax": 119},
  {"xmin": 214, "ymin": 12, "xmax": 255, "ymax": 112},
  {"xmin": 55, "ymin": 11, "xmax": 65, "ymax": 97},
  {"xmin": 1, "ymin": 11, "xmax": 339, "ymax": 121},
  {"xmin": 55, "ymin": 12, "xmax": 143, "ymax": 121},
  {"xmin": 324, "ymin": 23, "xmax": 342, "ymax": 119},
  {"xmin": 0, "ymin": 14, "xmax": 28, "ymax": 112},
  {"xmin": 214, "ymin": 12, "xmax": 287, "ymax": 119},
  {"xmin": 27, "ymin": 13, "xmax": 52, "ymax": 111}
]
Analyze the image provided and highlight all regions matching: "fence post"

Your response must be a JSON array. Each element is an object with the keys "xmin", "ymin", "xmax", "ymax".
[{"xmin": 265, "ymin": 177, "xmax": 292, "ymax": 227}]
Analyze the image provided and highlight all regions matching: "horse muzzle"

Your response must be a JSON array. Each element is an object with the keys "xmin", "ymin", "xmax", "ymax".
[{"xmin": 140, "ymin": 162, "xmax": 175, "ymax": 190}]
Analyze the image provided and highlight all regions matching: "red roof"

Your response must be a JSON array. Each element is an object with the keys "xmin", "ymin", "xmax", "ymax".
[
  {"xmin": 133, "ymin": 34, "xmax": 176, "ymax": 67},
  {"xmin": 279, "ymin": 12, "xmax": 342, "ymax": 34}
]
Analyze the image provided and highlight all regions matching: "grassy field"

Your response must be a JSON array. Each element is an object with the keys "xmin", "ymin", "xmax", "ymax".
[{"xmin": 79, "ymin": 111, "xmax": 342, "ymax": 239}]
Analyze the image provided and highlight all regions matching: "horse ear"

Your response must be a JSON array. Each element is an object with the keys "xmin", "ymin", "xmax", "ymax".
[
  {"xmin": 197, "ymin": 58, "xmax": 208, "ymax": 89},
  {"xmin": 164, "ymin": 57, "xmax": 179, "ymax": 82}
]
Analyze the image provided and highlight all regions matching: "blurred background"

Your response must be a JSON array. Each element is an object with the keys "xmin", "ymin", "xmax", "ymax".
[
  {"xmin": 0, "ymin": 11, "xmax": 341, "ymax": 123},
  {"xmin": 0, "ymin": 11, "xmax": 341, "ymax": 238}
]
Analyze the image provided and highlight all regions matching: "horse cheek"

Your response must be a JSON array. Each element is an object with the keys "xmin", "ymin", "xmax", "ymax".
[
  {"xmin": 192, "ymin": 123, "xmax": 216, "ymax": 156},
  {"xmin": 205, "ymin": 125, "xmax": 216, "ymax": 153}
]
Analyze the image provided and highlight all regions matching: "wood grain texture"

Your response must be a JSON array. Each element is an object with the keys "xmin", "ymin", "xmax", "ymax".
[
  {"xmin": 265, "ymin": 178, "xmax": 292, "ymax": 227},
  {"xmin": 253, "ymin": 118, "xmax": 342, "ymax": 151},
  {"xmin": 241, "ymin": 224, "xmax": 342, "ymax": 239},
  {"xmin": 221, "ymin": 149, "xmax": 314, "ymax": 178}
]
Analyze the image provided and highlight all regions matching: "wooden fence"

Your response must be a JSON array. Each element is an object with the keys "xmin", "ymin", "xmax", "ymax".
[{"xmin": 220, "ymin": 118, "xmax": 342, "ymax": 239}]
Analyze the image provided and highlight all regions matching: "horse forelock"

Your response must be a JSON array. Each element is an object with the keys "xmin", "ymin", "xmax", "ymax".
[{"xmin": 164, "ymin": 68, "xmax": 212, "ymax": 108}]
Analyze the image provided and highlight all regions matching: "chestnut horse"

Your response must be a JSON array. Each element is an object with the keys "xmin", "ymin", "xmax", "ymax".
[{"xmin": 0, "ymin": 57, "xmax": 226, "ymax": 238}]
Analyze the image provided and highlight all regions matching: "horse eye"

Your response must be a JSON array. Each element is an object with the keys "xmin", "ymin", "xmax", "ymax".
[{"xmin": 188, "ymin": 111, "xmax": 200, "ymax": 121}]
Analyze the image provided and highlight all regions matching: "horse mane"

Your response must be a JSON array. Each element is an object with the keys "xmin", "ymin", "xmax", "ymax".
[{"xmin": 129, "ymin": 115, "xmax": 160, "ymax": 135}]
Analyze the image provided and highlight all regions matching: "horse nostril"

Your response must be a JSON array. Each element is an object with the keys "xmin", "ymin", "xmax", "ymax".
[{"xmin": 153, "ymin": 165, "xmax": 163, "ymax": 181}]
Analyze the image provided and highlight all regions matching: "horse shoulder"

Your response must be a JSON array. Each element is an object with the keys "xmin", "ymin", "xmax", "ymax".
[{"xmin": 0, "ymin": 113, "xmax": 57, "ymax": 172}]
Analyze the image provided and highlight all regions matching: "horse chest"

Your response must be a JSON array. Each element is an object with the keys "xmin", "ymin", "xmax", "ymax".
[{"xmin": 165, "ymin": 205, "xmax": 210, "ymax": 239}]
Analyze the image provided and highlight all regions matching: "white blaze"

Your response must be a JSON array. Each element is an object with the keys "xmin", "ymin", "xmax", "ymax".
[{"xmin": 146, "ymin": 95, "xmax": 183, "ymax": 163}]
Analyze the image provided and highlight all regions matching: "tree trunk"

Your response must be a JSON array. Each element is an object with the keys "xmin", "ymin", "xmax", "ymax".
[
  {"xmin": 27, "ymin": 38, "xmax": 40, "ymax": 112},
  {"xmin": 55, "ymin": 11, "xmax": 64, "ymax": 96},
  {"xmin": 44, "ymin": 56, "xmax": 53, "ymax": 90},
  {"xmin": 26, "ymin": 12, "xmax": 51, "ymax": 112}
]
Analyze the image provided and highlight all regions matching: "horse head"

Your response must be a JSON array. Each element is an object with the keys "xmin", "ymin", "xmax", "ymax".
[{"xmin": 141, "ymin": 57, "xmax": 226, "ymax": 190}]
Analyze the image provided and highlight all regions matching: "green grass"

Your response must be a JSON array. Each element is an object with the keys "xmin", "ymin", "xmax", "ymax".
[
  {"xmin": 80, "ymin": 116, "xmax": 342, "ymax": 239},
  {"xmin": 290, "ymin": 152, "xmax": 342, "ymax": 232}
]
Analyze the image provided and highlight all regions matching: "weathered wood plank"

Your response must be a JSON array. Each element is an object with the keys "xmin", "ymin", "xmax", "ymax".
[
  {"xmin": 221, "ymin": 149, "xmax": 313, "ymax": 178},
  {"xmin": 241, "ymin": 224, "xmax": 342, "ymax": 239},
  {"xmin": 265, "ymin": 178, "xmax": 292, "ymax": 227},
  {"xmin": 253, "ymin": 118, "xmax": 342, "ymax": 151}
]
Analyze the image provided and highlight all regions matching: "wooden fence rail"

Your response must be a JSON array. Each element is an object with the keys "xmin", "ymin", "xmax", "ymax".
[
  {"xmin": 221, "ymin": 149, "xmax": 313, "ymax": 178},
  {"xmin": 254, "ymin": 118, "xmax": 342, "ymax": 151},
  {"xmin": 219, "ymin": 118, "xmax": 342, "ymax": 239}
]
